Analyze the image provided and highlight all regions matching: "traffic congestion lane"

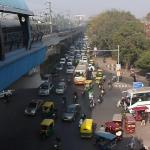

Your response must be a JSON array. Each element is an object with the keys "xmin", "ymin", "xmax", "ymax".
[{"xmin": 0, "ymin": 72, "xmax": 98, "ymax": 150}]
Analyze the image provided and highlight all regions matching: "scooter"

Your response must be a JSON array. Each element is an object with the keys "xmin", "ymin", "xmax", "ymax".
[
  {"xmin": 97, "ymin": 96, "xmax": 103, "ymax": 104},
  {"xmin": 79, "ymin": 118, "xmax": 83, "ymax": 128}
]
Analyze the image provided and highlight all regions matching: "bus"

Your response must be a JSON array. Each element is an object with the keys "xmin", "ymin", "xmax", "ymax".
[
  {"xmin": 74, "ymin": 62, "xmax": 87, "ymax": 85},
  {"xmin": 122, "ymin": 87, "xmax": 150, "ymax": 113}
]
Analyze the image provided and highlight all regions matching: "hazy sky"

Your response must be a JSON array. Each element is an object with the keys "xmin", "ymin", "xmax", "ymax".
[{"xmin": 26, "ymin": 0, "xmax": 150, "ymax": 18}]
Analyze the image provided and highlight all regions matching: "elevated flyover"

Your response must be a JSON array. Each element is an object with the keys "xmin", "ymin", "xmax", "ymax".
[{"xmin": 0, "ymin": 0, "xmax": 84, "ymax": 91}]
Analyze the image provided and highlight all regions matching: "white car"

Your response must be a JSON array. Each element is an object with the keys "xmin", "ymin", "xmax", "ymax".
[
  {"xmin": 88, "ymin": 64, "xmax": 95, "ymax": 71},
  {"xmin": 66, "ymin": 65, "xmax": 75, "ymax": 74},
  {"xmin": 67, "ymin": 59, "xmax": 73, "ymax": 66},
  {"xmin": 60, "ymin": 58, "xmax": 66, "ymax": 64},
  {"xmin": 55, "ymin": 82, "xmax": 66, "ymax": 94}
]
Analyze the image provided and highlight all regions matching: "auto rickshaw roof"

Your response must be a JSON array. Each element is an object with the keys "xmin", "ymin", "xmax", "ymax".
[
  {"xmin": 40, "ymin": 119, "xmax": 54, "ymax": 126},
  {"xmin": 85, "ymin": 80, "xmax": 92, "ymax": 84},
  {"xmin": 131, "ymin": 106, "xmax": 148, "ymax": 111},
  {"xmin": 94, "ymin": 131, "xmax": 116, "ymax": 141},
  {"xmin": 42, "ymin": 101, "xmax": 54, "ymax": 107},
  {"xmin": 112, "ymin": 114, "xmax": 122, "ymax": 122},
  {"xmin": 81, "ymin": 119, "xmax": 93, "ymax": 130}
]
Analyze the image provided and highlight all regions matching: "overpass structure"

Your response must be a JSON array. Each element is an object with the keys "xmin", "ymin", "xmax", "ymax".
[{"xmin": 0, "ymin": 0, "xmax": 84, "ymax": 91}]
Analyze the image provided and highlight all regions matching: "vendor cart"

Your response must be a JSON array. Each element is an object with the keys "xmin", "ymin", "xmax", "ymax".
[{"xmin": 125, "ymin": 113, "xmax": 136, "ymax": 134}]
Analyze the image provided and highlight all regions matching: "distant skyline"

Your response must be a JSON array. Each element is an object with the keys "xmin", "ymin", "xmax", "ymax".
[{"xmin": 26, "ymin": 0, "xmax": 150, "ymax": 19}]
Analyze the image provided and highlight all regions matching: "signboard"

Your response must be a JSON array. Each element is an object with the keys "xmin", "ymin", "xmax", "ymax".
[
  {"xmin": 116, "ymin": 64, "xmax": 121, "ymax": 71},
  {"xmin": 133, "ymin": 82, "xmax": 144, "ymax": 89},
  {"xmin": 116, "ymin": 70, "xmax": 121, "ymax": 77}
]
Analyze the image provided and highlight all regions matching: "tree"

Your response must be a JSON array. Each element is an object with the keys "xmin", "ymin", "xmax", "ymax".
[
  {"xmin": 135, "ymin": 51, "xmax": 150, "ymax": 71},
  {"xmin": 86, "ymin": 10, "xmax": 150, "ymax": 69}
]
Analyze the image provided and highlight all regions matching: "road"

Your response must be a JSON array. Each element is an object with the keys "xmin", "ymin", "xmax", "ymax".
[{"xmin": 0, "ymin": 65, "xmax": 135, "ymax": 150}]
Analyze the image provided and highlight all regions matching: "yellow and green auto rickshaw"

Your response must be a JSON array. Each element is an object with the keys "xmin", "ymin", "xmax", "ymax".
[
  {"xmin": 95, "ymin": 69, "xmax": 103, "ymax": 84},
  {"xmin": 84, "ymin": 80, "xmax": 93, "ymax": 92},
  {"xmin": 80, "ymin": 119, "xmax": 94, "ymax": 138},
  {"xmin": 41, "ymin": 101, "xmax": 57, "ymax": 119},
  {"xmin": 40, "ymin": 119, "xmax": 54, "ymax": 139}
]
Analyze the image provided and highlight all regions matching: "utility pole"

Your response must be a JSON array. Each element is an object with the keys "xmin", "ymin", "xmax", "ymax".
[{"xmin": 47, "ymin": 1, "xmax": 53, "ymax": 33}]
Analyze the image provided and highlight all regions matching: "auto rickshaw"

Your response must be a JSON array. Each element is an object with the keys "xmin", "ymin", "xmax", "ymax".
[
  {"xmin": 40, "ymin": 119, "xmax": 54, "ymax": 139},
  {"xmin": 84, "ymin": 80, "xmax": 93, "ymax": 92},
  {"xmin": 94, "ymin": 131, "xmax": 117, "ymax": 150},
  {"xmin": 125, "ymin": 113, "xmax": 136, "ymax": 134},
  {"xmin": 41, "ymin": 101, "xmax": 57, "ymax": 119},
  {"xmin": 80, "ymin": 119, "xmax": 94, "ymax": 138},
  {"xmin": 95, "ymin": 69, "xmax": 103, "ymax": 84},
  {"xmin": 132, "ymin": 106, "xmax": 148, "ymax": 121}
]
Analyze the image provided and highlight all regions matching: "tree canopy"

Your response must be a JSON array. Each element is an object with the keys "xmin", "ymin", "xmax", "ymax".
[{"xmin": 86, "ymin": 10, "xmax": 150, "ymax": 70}]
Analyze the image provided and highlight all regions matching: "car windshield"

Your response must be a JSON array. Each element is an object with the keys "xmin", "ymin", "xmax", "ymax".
[
  {"xmin": 68, "ymin": 66, "xmax": 73, "ymax": 69},
  {"xmin": 57, "ymin": 84, "xmax": 64, "ymax": 89},
  {"xmin": 28, "ymin": 102, "xmax": 36, "ymax": 108},
  {"xmin": 41, "ymin": 85, "xmax": 48, "ymax": 89},
  {"xmin": 67, "ymin": 106, "xmax": 76, "ymax": 113}
]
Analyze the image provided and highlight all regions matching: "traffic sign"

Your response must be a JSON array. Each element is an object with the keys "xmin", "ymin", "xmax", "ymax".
[
  {"xmin": 133, "ymin": 82, "xmax": 144, "ymax": 89},
  {"xmin": 116, "ymin": 64, "xmax": 121, "ymax": 71}
]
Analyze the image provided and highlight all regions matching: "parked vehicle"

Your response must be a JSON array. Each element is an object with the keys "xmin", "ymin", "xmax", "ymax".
[
  {"xmin": 56, "ymin": 64, "xmax": 64, "ymax": 71},
  {"xmin": 0, "ymin": 89, "xmax": 14, "ymax": 99},
  {"xmin": 60, "ymin": 58, "xmax": 66, "ymax": 64},
  {"xmin": 121, "ymin": 87, "xmax": 150, "ymax": 113},
  {"xmin": 24, "ymin": 100, "xmax": 43, "ymax": 116},
  {"xmin": 40, "ymin": 119, "xmax": 54, "ymax": 139}
]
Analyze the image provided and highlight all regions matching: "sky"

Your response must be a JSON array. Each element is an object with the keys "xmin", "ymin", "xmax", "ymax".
[{"xmin": 26, "ymin": 0, "xmax": 150, "ymax": 19}]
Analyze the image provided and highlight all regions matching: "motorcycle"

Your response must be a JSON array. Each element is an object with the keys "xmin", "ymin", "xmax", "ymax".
[
  {"xmin": 79, "ymin": 118, "xmax": 83, "ymax": 128},
  {"xmin": 97, "ymin": 96, "xmax": 103, "ymax": 104},
  {"xmin": 89, "ymin": 99, "xmax": 95, "ymax": 108}
]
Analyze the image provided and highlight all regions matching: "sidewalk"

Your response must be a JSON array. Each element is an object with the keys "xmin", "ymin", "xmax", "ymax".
[
  {"xmin": 95, "ymin": 57, "xmax": 150, "ymax": 149},
  {"xmin": 95, "ymin": 57, "xmax": 148, "ymax": 86}
]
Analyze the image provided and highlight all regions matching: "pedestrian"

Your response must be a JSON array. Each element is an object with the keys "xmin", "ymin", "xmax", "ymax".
[
  {"xmin": 141, "ymin": 111, "xmax": 146, "ymax": 126},
  {"xmin": 99, "ymin": 125, "xmax": 105, "ymax": 132},
  {"xmin": 128, "ymin": 136, "xmax": 136, "ymax": 150},
  {"xmin": 146, "ymin": 109, "xmax": 150, "ymax": 123}
]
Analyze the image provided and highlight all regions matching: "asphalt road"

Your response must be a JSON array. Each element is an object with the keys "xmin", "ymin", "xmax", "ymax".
[{"xmin": 0, "ymin": 65, "xmax": 134, "ymax": 150}]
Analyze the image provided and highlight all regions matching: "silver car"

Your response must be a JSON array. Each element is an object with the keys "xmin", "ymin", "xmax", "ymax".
[
  {"xmin": 38, "ymin": 82, "xmax": 53, "ymax": 96},
  {"xmin": 66, "ymin": 65, "xmax": 75, "ymax": 74},
  {"xmin": 62, "ymin": 104, "xmax": 80, "ymax": 122},
  {"xmin": 55, "ymin": 82, "xmax": 66, "ymax": 94},
  {"xmin": 24, "ymin": 100, "xmax": 42, "ymax": 116}
]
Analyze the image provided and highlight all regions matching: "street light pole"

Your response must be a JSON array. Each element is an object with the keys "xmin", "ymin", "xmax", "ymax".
[
  {"xmin": 47, "ymin": 1, "xmax": 53, "ymax": 33},
  {"xmin": 118, "ymin": 45, "xmax": 120, "ymax": 64}
]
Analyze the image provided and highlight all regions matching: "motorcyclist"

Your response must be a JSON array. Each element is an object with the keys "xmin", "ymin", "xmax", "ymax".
[
  {"xmin": 53, "ymin": 136, "xmax": 62, "ymax": 150},
  {"xmin": 79, "ymin": 113, "xmax": 86, "ymax": 127},
  {"xmin": 97, "ymin": 94, "xmax": 103, "ymax": 103},
  {"xmin": 108, "ymin": 79, "xmax": 112, "ymax": 89},
  {"xmin": 100, "ymin": 88, "xmax": 105, "ymax": 97}
]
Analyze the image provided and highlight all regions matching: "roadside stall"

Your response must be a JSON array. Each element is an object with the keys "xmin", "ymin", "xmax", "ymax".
[
  {"xmin": 125, "ymin": 113, "xmax": 136, "ymax": 134},
  {"xmin": 112, "ymin": 114, "xmax": 123, "ymax": 130},
  {"xmin": 105, "ymin": 121, "xmax": 123, "ymax": 141},
  {"xmin": 132, "ymin": 106, "xmax": 148, "ymax": 121},
  {"xmin": 80, "ymin": 119, "xmax": 94, "ymax": 138}
]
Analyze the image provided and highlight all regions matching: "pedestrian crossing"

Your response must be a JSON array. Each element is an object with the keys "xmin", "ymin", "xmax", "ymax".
[{"xmin": 113, "ymin": 82, "xmax": 131, "ymax": 88}]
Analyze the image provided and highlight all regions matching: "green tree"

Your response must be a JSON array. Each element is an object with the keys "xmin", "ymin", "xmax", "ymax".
[
  {"xmin": 135, "ymin": 51, "xmax": 150, "ymax": 71},
  {"xmin": 86, "ymin": 10, "xmax": 150, "ymax": 69}
]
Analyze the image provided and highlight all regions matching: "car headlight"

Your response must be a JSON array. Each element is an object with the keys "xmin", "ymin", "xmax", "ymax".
[{"xmin": 31, "ymin": 110, "xmax": 35, "ymax": 114}]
